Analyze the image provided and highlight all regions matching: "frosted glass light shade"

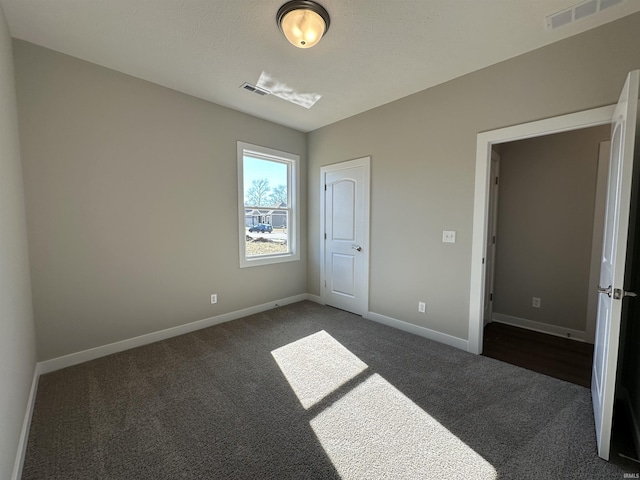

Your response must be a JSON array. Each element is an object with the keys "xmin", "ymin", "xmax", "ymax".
[
  {"xmin": 277, "ymin": 1, "xmax": 330, "ymax": 49},
  {"xmin": 281, "ymin": 9, "xmax": 325, "ymax": 48}
]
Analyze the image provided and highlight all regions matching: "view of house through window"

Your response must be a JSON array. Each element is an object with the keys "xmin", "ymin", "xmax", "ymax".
[{"xmin": 238, "ymin": 142, "xmax": 299, "ymax": 267}]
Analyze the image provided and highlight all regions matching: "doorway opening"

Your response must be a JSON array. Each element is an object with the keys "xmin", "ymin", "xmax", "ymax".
[
  {"xmin": 468, "ymin": 105, "xmax": 615, "ymax": 355},
  {"xmin": 479, "ymin": 125, "xmax": 611, "ymax": 387}
]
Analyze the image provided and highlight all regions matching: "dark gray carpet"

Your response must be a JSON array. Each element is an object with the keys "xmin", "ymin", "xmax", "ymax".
[{"xmin": 22, "ymin": 301, "xmax": 634, "ymax": 479}]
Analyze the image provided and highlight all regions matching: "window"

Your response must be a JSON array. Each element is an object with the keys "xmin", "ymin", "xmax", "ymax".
[{"xmin": 237, "ymin": 141, "xmax": 300, "ymax": 267}]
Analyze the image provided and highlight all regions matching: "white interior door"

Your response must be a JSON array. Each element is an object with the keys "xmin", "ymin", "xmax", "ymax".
[
  {"xmin": 586, "ymin": 141, "xmax": 612, "ymax": 344},
  {"xmin": 321, "ymin": 157, "xmax": 370, "ymax": 316},
  {"xmin": 592, "ymin": 70, "xmax": 639, "ymax": 461},
  {"xmin": 483, "ymin": 150, "xmax": 500, "ymax": 326}
]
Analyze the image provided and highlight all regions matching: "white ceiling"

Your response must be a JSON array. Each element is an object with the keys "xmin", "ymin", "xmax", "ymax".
[{"xmin": 1, "ymin": 0, "xmax": 639, "ymax": 132}]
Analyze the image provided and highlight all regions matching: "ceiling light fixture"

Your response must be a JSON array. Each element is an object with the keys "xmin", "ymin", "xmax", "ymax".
[{"xmin": 277, "ymin": 1, "xmax": 330, "ymax": 49}]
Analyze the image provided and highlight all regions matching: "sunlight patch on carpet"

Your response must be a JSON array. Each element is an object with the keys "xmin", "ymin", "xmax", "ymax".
[
  {"xmin": 271, "ymin": 330, "xmax": 368, "ymax": 409},
  {"xmin": 310, "ymin": 373, "xmax": 497, "ymax": 479}
]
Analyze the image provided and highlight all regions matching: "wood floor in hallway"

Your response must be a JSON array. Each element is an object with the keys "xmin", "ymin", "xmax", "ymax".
[{"xmin": 482, "ymin": 322, "xmax": 594, "ymax": 388}]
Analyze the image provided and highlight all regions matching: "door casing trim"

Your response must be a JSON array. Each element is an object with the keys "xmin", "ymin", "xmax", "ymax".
[{"xmin": 468, "ymin": 105, "xmax": 615, "ymax": 354}]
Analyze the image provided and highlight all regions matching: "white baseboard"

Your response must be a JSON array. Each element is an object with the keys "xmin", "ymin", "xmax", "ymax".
[
  {"xmin": 367, "ymin": 311, "xmax": 469, "ymax": 352},
  {"xmin": 38, "ymin": 293, "xmax": 309, "ymax": 374},
  {"xmin": 306, "ymin": 293, "xmax": 323, "ymax": 304},
  {"xmin": 12, "ymin": 363, "xmax": 40, "ymax": 480},
  {"xmin": 492, "ymin": 312, "xmax": 587, "ymax": 342}
]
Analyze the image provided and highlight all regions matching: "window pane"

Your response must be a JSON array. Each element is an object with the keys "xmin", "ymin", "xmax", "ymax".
[
  {"xmin": 243, "ymin": 156, "xmax": 290, "ymax": 258},
  {"xmin": 245, "ymin": 211, "xmax": 289, "ymax": 257},
  {"xmin": 243, "ymin": 156, "xmax": 288, "ymax": 208}
]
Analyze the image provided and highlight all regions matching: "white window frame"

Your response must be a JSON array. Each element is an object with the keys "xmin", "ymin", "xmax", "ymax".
[{"xmin": 237, "ymin": 141, "xmax": 300, "ymax": 268}]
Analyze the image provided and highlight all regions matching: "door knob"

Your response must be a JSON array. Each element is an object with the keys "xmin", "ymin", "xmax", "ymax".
[
  {"xmin": 352, "ymin": 245, "xmax": 362, "ymax": 252},
  {"xmin": 597, "ymin": 285, "xmax": 612, "ymax": 297}
]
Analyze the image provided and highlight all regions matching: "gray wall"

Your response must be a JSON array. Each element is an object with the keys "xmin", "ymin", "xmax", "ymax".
[
  {"xmin": 307, "ymin": 12, "xmax": 640, "ymax": 341},
  {"xmin": 0, "ymin": 6, "xmax": 36, "ymax": 479},
  {"xmin": 493, "ymin": 125, "xmax": 610, "ymax": 332},
  {"xmin": 10, "ymin": 12, "xmax": 640, "ymax": 360},
  {"xmin": 14, "ymin": 40, "xmax": 307, "ymax": 361}
]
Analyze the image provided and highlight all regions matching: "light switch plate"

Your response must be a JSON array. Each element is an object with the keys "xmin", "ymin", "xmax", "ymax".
[{"xmin": 442, "ymin": 230, "xmax": 456, "ymax": 243}]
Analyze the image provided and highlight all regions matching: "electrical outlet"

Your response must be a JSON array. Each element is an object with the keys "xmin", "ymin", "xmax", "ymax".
[
  {"xmin": 211, "ymin": 294, "xmax": 218, "ymax": 304},
  {"xmin": 418, "ymin": 301, "xmax": 426, "ymax": 313},
  {"xmin": 532, "ymin": 297, "xmax": 541, "ymax": 308},
  {"xmin": 442, "ymin": 230, "xmax": 456, "ymax": 243}
]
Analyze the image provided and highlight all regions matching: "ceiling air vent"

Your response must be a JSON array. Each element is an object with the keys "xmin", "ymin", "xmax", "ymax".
[
  {"xmin": 240, "ymin": 82, "xmax": 271, "ymax": 96},
  {"xmin": 546, "ymin": 0, "xmax": 624, "ymax": 30}
]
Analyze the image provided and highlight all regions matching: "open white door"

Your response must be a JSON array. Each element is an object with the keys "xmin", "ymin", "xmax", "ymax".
[
  {"xmin": 321, "ymin": 157, "xmax": 370, "ymax": 316},
  {"xmin": 592, "ymin": 70, "xmax": 639, "ymax": 460}
]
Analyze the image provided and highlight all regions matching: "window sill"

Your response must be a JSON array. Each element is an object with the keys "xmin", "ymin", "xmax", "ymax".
[{"xmin": 240, "ymin": 252, "xmax": 300, "ymax": 268}]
